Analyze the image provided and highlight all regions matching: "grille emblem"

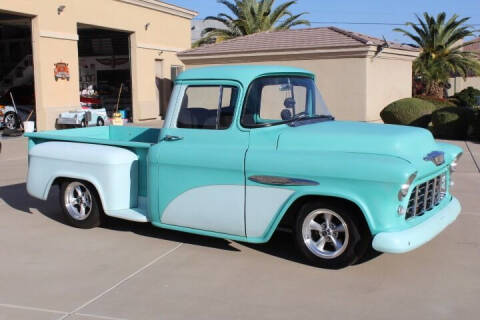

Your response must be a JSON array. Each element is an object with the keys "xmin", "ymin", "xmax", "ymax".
[{"xmin": 424, "ymin": 151, "xmax": 445, "ymax": 166}]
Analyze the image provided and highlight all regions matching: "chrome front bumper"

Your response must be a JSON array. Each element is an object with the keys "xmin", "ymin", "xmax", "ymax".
[{"xmin": 372, "ymin": 196, "xmax": 461, "ymax": 254}]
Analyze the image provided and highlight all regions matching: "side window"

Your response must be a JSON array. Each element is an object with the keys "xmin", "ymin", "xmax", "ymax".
[{"xmin": 177, "ymin": 85, "xmax": 238, "ymax": 129}]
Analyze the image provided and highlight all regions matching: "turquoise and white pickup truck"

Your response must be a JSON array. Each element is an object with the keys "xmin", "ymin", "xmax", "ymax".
[{"xmin": 25, "ymin": 66, "xmax": 462, "ymax": 268}]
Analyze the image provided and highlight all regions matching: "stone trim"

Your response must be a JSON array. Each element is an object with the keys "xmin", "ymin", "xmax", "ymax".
[
  {"xmin": 39, "ymin": 31, "xmax": 79, "ymax": 41},
  {"xmin": 136, "ymin": 43, "xmax": 183, "ymax": 52},
  {"xmin": 115, "ymin": 0, "xmax": 197, "ymax": 19}
]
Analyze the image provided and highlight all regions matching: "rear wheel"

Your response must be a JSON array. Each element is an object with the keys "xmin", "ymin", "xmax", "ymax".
[
  {"xmin": 294, "ymin": 201, "xmax": 369, "ymax": 269},
  {"xmin": 96, "ymin": 117, "xmax": 105, "ymax": 126},
  {"xmin": 80, "ymin": 118, "xmax": 87, "ymax": 128},
  {"xmin": 60, "ymin": 180, "xmax": 102, "ymax": 228}
]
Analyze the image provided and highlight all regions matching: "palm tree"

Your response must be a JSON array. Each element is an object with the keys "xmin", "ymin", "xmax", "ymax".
[
  {"xmin": 394, "ymin": 12, "xmax": 480, "ymax": 98},
  {"xmin": 195, "ymin": 0, "xmax": 310, "ymax": 46}
]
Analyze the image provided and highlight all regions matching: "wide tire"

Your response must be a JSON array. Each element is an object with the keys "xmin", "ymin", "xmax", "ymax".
[
  {"xmin": 294, "ymin": 201, "xmax": 369, "ymax": 269},
  {"xmin": 96, "ymin": 117, "xmax": 105, "ymax": 126},
  {"xmin": 60, "ymin": 180, "xmax": 103, "ymax": 229}
]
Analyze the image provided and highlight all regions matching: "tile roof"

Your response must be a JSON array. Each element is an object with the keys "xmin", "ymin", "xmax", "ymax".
[
  {"xmin": 179, "ymin": 26, "xmax": 418, "ymax": 57},
  {"xmin": 464, "ymin": 37, "xmax": 480, "ymax": 54}
]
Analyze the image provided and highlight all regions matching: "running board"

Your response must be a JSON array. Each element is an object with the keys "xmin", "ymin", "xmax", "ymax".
[{"xmin": 104, "ymin": 207, "xmax": 148, "ymax": 222}]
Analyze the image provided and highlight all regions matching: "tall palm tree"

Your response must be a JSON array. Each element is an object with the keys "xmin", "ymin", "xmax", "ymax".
[
  {"xmin": 395, "ymin": 12, "xmax": 480, "ymax": 98},
  {"xmin": 195, "ymin": 0, "xmax": 310, "ymax": 46}
]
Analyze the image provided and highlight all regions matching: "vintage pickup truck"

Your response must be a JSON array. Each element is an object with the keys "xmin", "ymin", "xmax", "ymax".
[{"xmin": 25, "ymin": 66, "xmax": 462, "ymax": 268}]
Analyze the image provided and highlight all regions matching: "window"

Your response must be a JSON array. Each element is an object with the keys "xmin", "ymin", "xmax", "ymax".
[
  {"xmin": 241, "ymin": 76, "xmax": 332, "ymax": 128},
  {"xmin": 177, "ymin": 85, "xmax": 238, "ymax": 129},
  {"xmin": 259, "ymin": 85, "xmax": 307, "ymax": 120}
]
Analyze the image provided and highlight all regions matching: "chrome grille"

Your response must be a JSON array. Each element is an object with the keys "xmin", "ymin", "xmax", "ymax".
[{"xmin": 406, "ymin": 172, "xmax": 447, "ymax": 219}]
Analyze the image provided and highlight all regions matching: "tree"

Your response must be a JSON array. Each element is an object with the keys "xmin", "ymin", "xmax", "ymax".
[
  {"xmin": 394, "ymin": 12, "xmax": 480, "ymax": 98},
  {"xmin": 195, "ymin": 0, "xmax": 310, "ymax": 46}
]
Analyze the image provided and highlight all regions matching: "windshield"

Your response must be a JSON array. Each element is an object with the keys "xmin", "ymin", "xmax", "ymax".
[{"xmin": 241, "ymin": 76, "xmax": 332, "ymax": 128}]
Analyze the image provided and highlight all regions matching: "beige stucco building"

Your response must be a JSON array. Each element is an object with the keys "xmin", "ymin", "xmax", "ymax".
[
  {"xmin": 178, "ymin": 27, "xmax": 419, "ymax": 122},
  {"xmin": 0, "ymin": 0, "xmax": 196, "ymax": 130},
  {"xmin": 447, "ymin": 38, "xmax": 480, "ymax": 97}
]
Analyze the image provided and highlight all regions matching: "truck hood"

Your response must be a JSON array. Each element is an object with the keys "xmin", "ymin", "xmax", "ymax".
[{"xmin": 276, "ymin": 121, "xmax": 439, "ymax": 165}]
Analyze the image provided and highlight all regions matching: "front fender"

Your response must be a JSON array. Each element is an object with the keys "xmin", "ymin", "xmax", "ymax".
[
  {"xmin": 245, "ymin": 150, "xmax": 417, "ymax": 242},
  {"xmin": 246, "ymin": 178, "xmax": 398, "ymax": 243}
]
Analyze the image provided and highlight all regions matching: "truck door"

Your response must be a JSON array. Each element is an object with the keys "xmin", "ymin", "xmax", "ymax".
[{"xmin": 154, "ymin": 81, "xmax": 248, "ymax": 236}]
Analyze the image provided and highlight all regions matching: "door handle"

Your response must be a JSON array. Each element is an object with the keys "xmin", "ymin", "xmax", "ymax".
[{"xmin": 162, "ymin": 135, "xmax": 183, "ymax": 142}]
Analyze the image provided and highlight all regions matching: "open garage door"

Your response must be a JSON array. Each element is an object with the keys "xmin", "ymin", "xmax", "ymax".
[
  {"xmin": 77, "ymin": 24, "xmax": 133, "ymax": 123},
  {"xmin": 0, "ymin": 12, "xmax": 35, "ymax": 131}
]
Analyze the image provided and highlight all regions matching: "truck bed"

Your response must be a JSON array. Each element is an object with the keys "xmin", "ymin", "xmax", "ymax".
[
  {"xmin": 24, "ymin": 126, "xmax": 161, "ymax": 149},
  {"xmin": 25, "ymin": 126, "xmax": 161, "ymax": 215}
]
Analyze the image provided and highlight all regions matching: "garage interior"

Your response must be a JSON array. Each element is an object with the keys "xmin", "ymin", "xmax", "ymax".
[
  {"xmin": 77, "ymin": 24, "xmax": 133, "ymax": 122},
  {"xmin": 0, "ymin": 12, "xmax": 35, "ymax": 129}
]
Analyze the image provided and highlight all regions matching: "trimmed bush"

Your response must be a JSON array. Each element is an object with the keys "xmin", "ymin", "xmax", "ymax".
[
  {"xmin": 431, "ymin": 107, "xmax": 470, "ymax": 139},
  {"xmin": 380, "ymin": 98, "xmax": 437, "ymax": 128},
  {"xmin": 469, "ymin": 107, "xmax": 480, "ymax": 140},
  {"xmin": 417, "ymin": 95, "xmax": 456, "ymax": 108},
  {"xmin": 452, "ymin": 86, "xmax": 480, "ymax": 107}
]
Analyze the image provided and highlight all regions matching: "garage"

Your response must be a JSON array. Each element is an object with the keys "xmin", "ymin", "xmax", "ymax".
[
  {"xmin": 0, "ymin": 0, "xmax": 196, "ymax": 131},
  {"xmin": 0, "ymin": 12, "xmax": 35, "ymax": 131}
]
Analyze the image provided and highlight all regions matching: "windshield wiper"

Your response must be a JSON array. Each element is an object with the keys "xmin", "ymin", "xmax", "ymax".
[{"xmin": 288, "ymin": 114, "xmax": 334, "ymax": 126}]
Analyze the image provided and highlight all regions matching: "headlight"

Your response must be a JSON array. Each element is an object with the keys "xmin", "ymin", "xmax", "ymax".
[
  {"xmin": 398, "ymin": 171, "xmax": 417, "ymax": 201},
  {"xmin": 450, "ymin": 153, "xmax": 462, "ymax": 173}
]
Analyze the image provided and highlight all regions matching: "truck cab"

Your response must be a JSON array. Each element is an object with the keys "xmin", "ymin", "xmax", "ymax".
[{"xmin": 25, "ymin": 65, "xmax": 462, "ymax": 268}]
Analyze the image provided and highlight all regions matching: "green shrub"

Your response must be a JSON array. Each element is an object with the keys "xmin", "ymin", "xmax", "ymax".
[
  {"xmin": 417, "ymin": 95, "xmax": 456, "ymax": 108},
  {"xmin": 431, "ymin": 107, "xmax": 470, "ymax": 139},
  {"xmin": 380, "ymin": 98, "xmax": 437, "ymax": 128},
  {"xmin": 452, "ymin": 86, "xmax": 480, "ymax": 107},
  {"xmin": 469, "ymin": 107, "xmax": 480, "ymax": 140}
]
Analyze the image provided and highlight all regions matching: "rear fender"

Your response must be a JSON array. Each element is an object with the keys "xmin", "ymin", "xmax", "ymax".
[{"xmin": 27, "ymin": 141, "xmax": 139, "ymax": 211}]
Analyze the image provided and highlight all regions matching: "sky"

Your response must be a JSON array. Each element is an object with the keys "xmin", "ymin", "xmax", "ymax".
[{"xmin": 167, "ymin": 0, "xmax": 480, "ymax": 43}]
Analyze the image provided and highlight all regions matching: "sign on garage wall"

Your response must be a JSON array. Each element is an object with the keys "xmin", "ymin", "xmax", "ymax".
[{"xmin": 54, "ymin": 62, "xmax": 70, "ymax": 81}]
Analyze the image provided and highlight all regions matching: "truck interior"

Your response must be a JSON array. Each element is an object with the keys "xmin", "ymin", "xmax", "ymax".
[{"xmin": 177, "ymin": 85, "xmax": 238, "ymax": 129}]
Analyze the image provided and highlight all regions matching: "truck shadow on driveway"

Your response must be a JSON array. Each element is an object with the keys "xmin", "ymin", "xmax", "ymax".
[
  {"xmin": 240, "ymin": 233, "xmax": 381, "ymax": 268},
  {"xmin": 0, "ymin": 182, "xmax": 238, "ymax": 252},
  {"xmin": 0, "ymin": 182, "xmax": 381, "ymax": 267}
]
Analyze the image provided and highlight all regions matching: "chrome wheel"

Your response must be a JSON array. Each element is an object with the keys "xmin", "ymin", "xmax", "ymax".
[
  {"xmin": 4, "ymin": 113, "xmax": 17, "ymax": 129},
  {"xmin": 302, "ymin": 209, "xmax": 349, "ymax": 259},
  {"xmin": 64, "ymin": 182, "xmax": 93, "ymax": 221}
]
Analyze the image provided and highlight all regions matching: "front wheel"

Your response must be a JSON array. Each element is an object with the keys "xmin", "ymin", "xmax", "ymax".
[
  {"xmin": 294, "ymin": 201, "xmax": 369, "ymax": 269},
  {"xmin": 60, "ymin": 180, "xmax": 103, "ymax": 228}
]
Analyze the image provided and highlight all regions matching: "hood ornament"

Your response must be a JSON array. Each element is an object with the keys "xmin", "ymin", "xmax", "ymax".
[{"xmin": 424, "ymin": 151, "xmax": 445, "ymax": 166}]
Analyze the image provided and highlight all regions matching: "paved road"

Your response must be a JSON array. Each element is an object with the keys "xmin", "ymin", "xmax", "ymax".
[{"xmin": 0, "ymin": 136, "xmax": 479, "ymax": 320}]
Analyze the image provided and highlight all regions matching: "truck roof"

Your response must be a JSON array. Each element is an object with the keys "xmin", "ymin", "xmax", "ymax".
[{"xmin": 176, "ymin": 65, "xmax": 314, "ymax": 87}]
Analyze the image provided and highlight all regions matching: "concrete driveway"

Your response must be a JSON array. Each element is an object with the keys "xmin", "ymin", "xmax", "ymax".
[{"xmin": 0, "ymin": 136, "xmax": 479, "ymax": 320}]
